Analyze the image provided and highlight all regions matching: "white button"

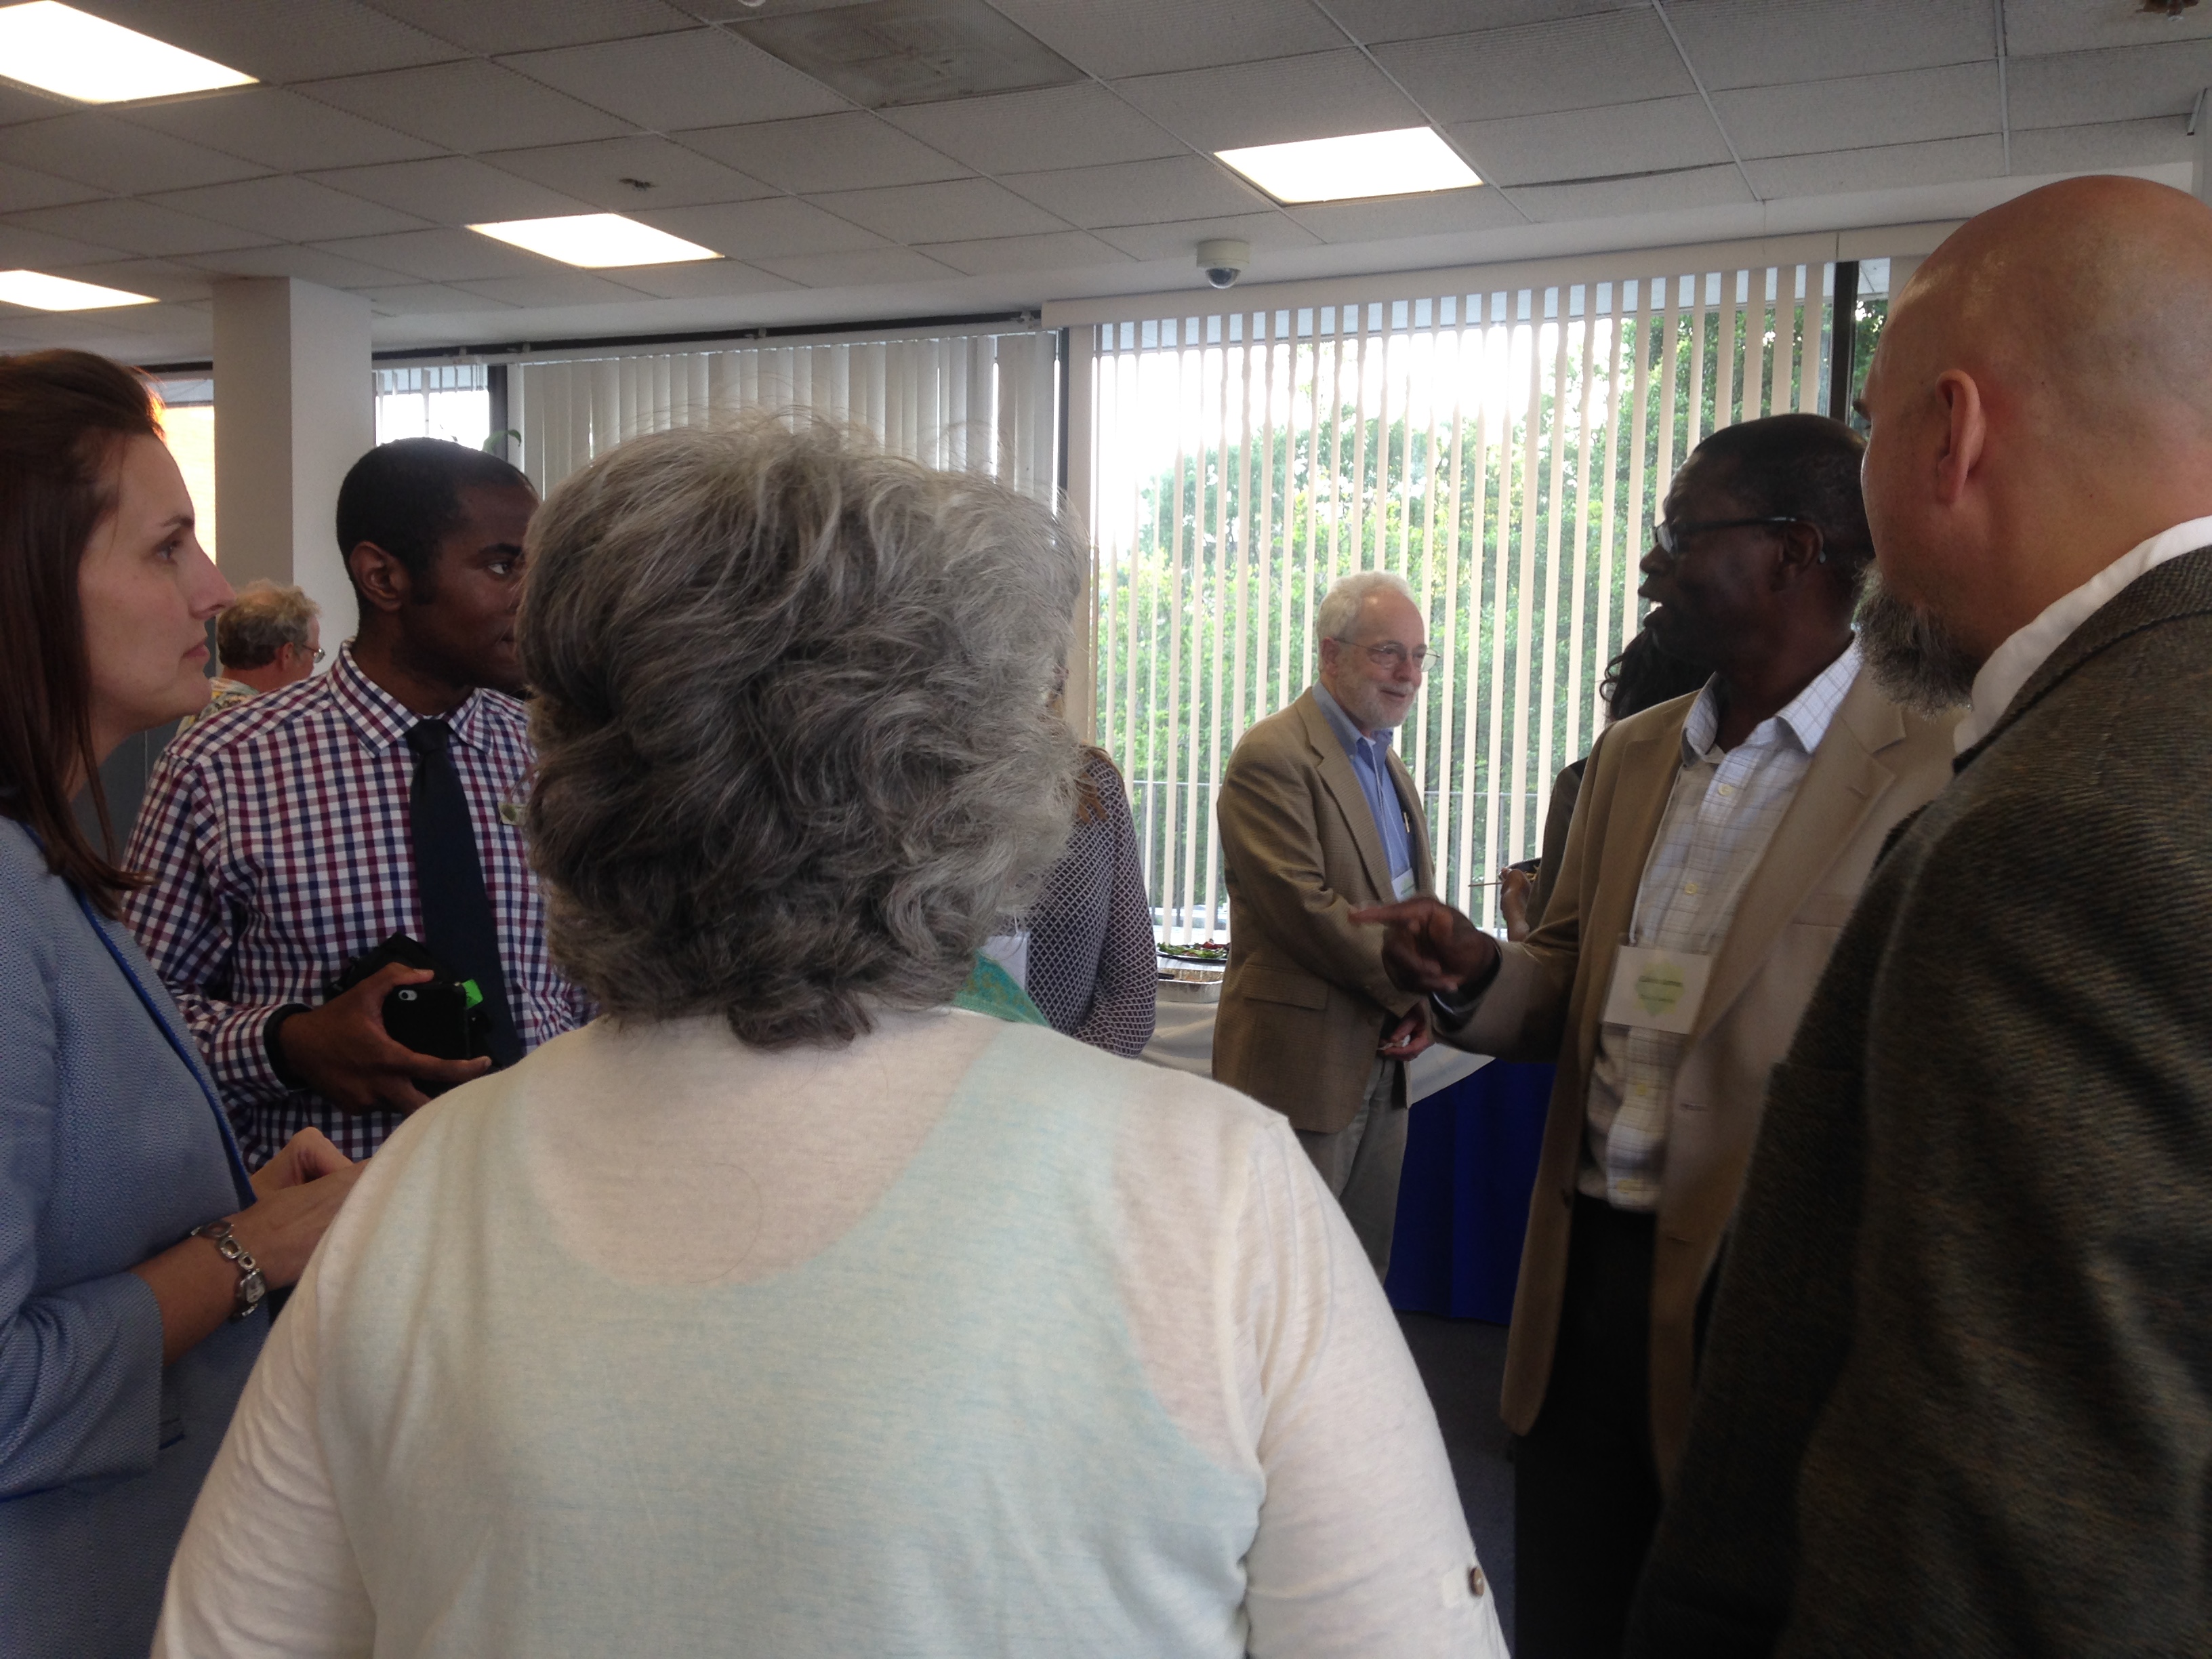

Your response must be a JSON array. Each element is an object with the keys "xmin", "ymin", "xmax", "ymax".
[
  {"xmin": 1683, "ymin": 880, "xmax": 1701, "ymax": 895},
  {"xmin": 1716, "ymin": 782, "xmax": 1734, "ymax": 797}
]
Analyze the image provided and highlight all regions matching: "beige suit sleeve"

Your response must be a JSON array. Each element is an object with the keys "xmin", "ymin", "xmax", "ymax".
[
  {"xmin": 1437, "ymin": 735, "xmax": 1610, "ymax": 1061},
  {"xmin": 1218, "ymin": 735, "xmax": 1414, "ymax": 1017}
]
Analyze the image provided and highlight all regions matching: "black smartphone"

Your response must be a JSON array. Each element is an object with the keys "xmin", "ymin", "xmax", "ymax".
[{"xmin": 383, "ymin": 979, "xmax": 477, "ymax": 1061}]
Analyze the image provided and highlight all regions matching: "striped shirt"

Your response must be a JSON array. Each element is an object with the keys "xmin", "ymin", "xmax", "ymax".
[
  {"xmin": 122, "ymin": 644, "xmax": 590, "ymax": 1166},
  {"xmin": 1582, "ymin": 642, "xmax": 1860, "ymax": 1210}
]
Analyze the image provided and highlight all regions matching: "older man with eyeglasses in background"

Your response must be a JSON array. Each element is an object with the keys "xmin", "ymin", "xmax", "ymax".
[
  {"xmin": 1355, "ymin": 413, "xmax": 1958, "ymax": 1658},
  {"xmin": 1214, "ymin": 569, "xmax": 1437, "ymax": 1278},
  {"xmin": 179, "ymin": 579, "xmax": 322, "ymax": 729}
]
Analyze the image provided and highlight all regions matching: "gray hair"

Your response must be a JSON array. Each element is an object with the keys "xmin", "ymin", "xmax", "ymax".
[
  {"xmin": 1315, "ymin": 569, "xmax": 1416, "ymax": 647},
  {"xmin": 216, "ymin": 579, "xmax": 318, "ymax": 669},
  {"xmin": 519, "ymin": 417, "xmax": 1086, "ymax": 1048}
]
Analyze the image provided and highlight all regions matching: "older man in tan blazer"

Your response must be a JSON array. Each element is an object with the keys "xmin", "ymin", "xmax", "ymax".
[
  {"xmin": 1359, "ymin": 415, "xmax": 1958, "ymax": 1659},
  {"xmin": 1215, "ymin": 569, "xmax": 1435, "ymax": 1276}
]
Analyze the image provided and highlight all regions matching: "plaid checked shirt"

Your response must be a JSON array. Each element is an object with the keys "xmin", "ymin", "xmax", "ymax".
[
  {"xmin": 123, "ymin": 644, "xmax": 590, "ymax": 1166},
  {"xmin": 1582, "ymin": 642, "xmax": 1861, "ymax": 1211}
]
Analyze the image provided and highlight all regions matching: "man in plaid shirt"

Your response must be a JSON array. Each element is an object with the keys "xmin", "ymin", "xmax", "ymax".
[{"xmin": 125, "ymin": 439, "xmax": 591, "ymax": 1166}]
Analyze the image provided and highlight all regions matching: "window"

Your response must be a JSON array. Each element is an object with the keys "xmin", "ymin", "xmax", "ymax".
[
  {"xmin": 507, "ymin": 327, "xmax": 1059, "ymax": 503},
  {"xmin": 1065, "ymin": 249, "xmax": 1853, "ymax": 939},
  {"xmin": 150, "ymin": 375, "xmax": 216, "ymax": 562},
  {"xmin": 375, "ymin": 363, "xmax": 494, "ymax": 451}
]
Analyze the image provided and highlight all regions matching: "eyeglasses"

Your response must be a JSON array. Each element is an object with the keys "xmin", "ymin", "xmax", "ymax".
[
  {"xmin": 1650, "ymin": 516, "xmax": 1802, "ymax": 559},
  {"xmin": 1340, "ymin": 640, "xmax": 1430, "ymax": 669}
]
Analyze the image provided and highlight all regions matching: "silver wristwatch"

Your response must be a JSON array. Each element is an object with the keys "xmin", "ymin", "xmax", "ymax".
[{"xmin": 190, "ymin": 1220, "xmax": 267, "ymax": 1322}]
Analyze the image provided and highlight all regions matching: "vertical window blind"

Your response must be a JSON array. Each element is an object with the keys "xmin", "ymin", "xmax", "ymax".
[
  {"xmin": 509, "ymin": 326, "xmax": 1060, "ymax": 502},
  {"xmin": 1064, "ymin": 251, "xmax": 1851, "ymax": 940}
]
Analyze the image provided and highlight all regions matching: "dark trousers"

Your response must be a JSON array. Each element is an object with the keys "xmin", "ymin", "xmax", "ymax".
[{"xmin": 1515, "ymin": 1193, "xmax": 1663, "ymax": 1659}]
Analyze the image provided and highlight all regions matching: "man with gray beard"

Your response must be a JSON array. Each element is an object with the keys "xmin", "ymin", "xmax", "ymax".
[{"xmin": 1628, "ymin": 175, "xmax": 2212, "ymax": 1658}]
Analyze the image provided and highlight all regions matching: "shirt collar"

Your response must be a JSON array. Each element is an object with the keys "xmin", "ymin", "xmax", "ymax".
[
  {"xmin": 328, "ymin": 642, "xmax": 491, "ymax": 754},
  {"xmin": 1311, "ymin": 680, "xmax": 1392, "ymax": 759},
  {"xmin": 1952, "ymin": 512, "xmax": 2212, "ymax": 755},
  {"xmin": 1679, "ymin": 640, "xmax": 1860, "ymax": 762}
]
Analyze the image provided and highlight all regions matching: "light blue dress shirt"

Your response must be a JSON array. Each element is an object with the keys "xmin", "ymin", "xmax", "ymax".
[{"xmin": 1311, "ymin": 680, "xmax": 1415, "ymax": 894}]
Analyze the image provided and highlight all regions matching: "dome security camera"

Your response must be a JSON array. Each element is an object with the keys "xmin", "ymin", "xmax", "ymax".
[{"xmin": 1197, "ymin": 239, "xmax": 1250, "ymax": 290}]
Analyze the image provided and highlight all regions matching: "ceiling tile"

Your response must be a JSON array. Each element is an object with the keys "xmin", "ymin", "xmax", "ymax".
[
  {"xmin": 1744, "ymin": 134, "xmax": 2005, "ymax": 199},
  {"xmin": 151, "ymin": 176, "xmax": 428, "ymax": 241},
  {"xmin": 724, "ymin": 0, "xmax": 1082, "ymax": 108},
  {"xmin": 7, "ymin": 200, "xmax": 271, "ymax": 258},
  {"xmin": 1326, "ymin": 0, "xmax": 1640, "ymax": 45},
  {"xmin": 304, "ymin": 158, "xmax": 595, "ymax": 224},
  {"xmin": 1372, "ymin": 12, "xmax": 1694, "ymax": 125},
  {"xmin": 1091, "ymin": 209, "xmax": 1318, "ymax": 262},
  {"xmin": 0, "ymin": 81, "xmax": 73, "ymax": 129},
  {"xmin": 0, "ymin": 160, "xmax": 100, "ymax": 214},
  {"xmin": 367, "ymin": 0, "xmax": 703, "ymax": 54},
  {"xmin": 451, "ymin": 270, "xmax": 656, "ymax": 308},
  {"xmin": 1507, "ymin": 161, "xmax": 1752, "ymax": 222},
  {"xmin": 1002, "ymin": 156, "xmax": 1265, "ymax": 228},
  {"xmin": 632, "ymin": 196, "xmax": 888, "ymax": 258},
  {"xmin": 0, "ymin": 115, "xmax": 270, "ymax": 194},
  {"xmin": 984, "ymin": 0, "xmax": 1343, "ymax": 80},
  {"xmin": 310, "ymin": 228, "xmax": 553, "ymax": 282},
  {"xmin": 296, "ymin": 60, "xmax": 634, "ymax": 153},
  {"xmin": 120, "ymin": 88, "xmax": 441, "ymax": 172},
  {"xmin": 483, "ymin": 136, "xmax": 775, "ymax": 210},
  {"xmin": 1711, "ymin": 62, "xmax": 2001, "ymax": 158},
  {"xmin": 1113, "ymin": 51, "xmax": 1425, "ymax": 152},
  {"xmin": 2003, "ymin": 0, "xmax": 2212, "ymax": 57},
  {"xmin": 359, "ymin": 283, "xmax": 516, "ymax": 314},
  {"xmin": 809, "ymin": 176, "xmax": 1065, "ymax": 242},
  {"xmin": 2007, "ymin": 117, "xmax": 2194, "ymax": 174},
  {"xmin": 2004, "ymin": 41, "xmax": 2212, "ymax": 129},
  {"xmin": 597, "ymin": 259, "xmax": 800, "ymax": 298},
  {"xmin": 747, "ymin": 245, "xmax": 962, "ymax": 286},
  {"xmin": 881, "ymin": 84, "xmax": 1185, "ymax": 173},
  {"xmin": 189, "ymin": 243, "xmax": 412, "ymax": 286},
  {"xmin": 0, "ymin": 222, "xmax": 131, "ymax": 267},
  {"xmin": 678, "ymin": 112, "xmax": 968, "ymax": 193},
  {"xmin": 87, "ymin": 1, "xmax": 459, "ymax": 81},
  {"xmin": 44, "ymin": 257, "xmax": 216, "ymax": 302},
  {"xmin": 501, "ymin": 29, "xmax": 853, "ymax": 131},
  {"xmin": 1666, "ymin": 0, "xmax": 1992, "ymax": 89},
  {"xmin": 1287, "ymin": 185, "xmax": 1523, "ymax": 243},
  {"xmin": 1448, "ymin": 96, "xmax": 1729, "ymax": 186},
  {"xmin": 915, "ymin": 228, "xmax": 1130, "ymax": 275}
]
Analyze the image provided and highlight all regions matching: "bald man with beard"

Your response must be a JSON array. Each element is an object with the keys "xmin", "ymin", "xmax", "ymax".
[{"xmin": 1626, "ymin": 176, "xmax": 2212, "ymax": 1658}]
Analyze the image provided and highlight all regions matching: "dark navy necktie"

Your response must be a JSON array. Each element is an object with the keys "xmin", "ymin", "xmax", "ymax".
[{"xmin": 405, "ymin": 718, "xmax": 523, "ymax": 1067}]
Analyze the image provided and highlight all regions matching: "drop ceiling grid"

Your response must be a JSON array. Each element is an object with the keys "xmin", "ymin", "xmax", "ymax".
[{"xmin": 0, "ymin": 0, "xmax": 2194, "ymax": 359}]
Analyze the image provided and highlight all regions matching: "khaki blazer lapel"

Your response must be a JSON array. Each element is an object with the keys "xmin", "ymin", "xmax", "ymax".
[
  {"xmin": 1295, "ymin": 692, "xmax": 1394, "ymax": 900},
  {"xmin": 1693, "ymin": 669, "xmax": 1902, "ymax": 1040},
  {"xmin": 1570, "ymin": 714, "xmax": 1687, "ymax": 1086}
]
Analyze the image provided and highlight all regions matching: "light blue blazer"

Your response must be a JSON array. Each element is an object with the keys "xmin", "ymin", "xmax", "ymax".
[{"xmin": 0, "ymin": 817, "xmax": 262, "ymax": 1659}]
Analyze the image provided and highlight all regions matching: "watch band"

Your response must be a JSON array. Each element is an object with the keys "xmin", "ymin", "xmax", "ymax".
[{"xmin": 190, "ymin": 1220, "xmax": 267, "ymax": 1322}]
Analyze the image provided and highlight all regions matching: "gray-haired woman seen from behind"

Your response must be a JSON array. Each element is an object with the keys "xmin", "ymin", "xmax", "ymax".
[{"xmin": 155, "ymin": 420, "xmax": 1507, "ymax": 1659}]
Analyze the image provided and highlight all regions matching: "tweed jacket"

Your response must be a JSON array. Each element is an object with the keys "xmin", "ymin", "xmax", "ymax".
[
  {"xmin": 1214, "ymin": 689, "xmax": 1435, "ymax": 1134},
  {"xmin": 0, "ymin": 818, "xmax": 262, "ymax": 1659},
  {"xmin": 1626, "ymin": 547, "xmax": 2212, "ymax": 1659},
  {"xmin": 1437, "ymin": 666, "xmax": 1957, "ymax": 1477}
]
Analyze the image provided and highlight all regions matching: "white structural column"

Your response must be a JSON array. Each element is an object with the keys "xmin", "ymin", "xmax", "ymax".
[{"xmin": 212, "ymin": 278, "xmax": 372, "ymax": 646}]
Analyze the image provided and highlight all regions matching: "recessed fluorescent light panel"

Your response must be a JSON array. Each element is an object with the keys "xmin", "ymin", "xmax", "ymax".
[
  {"xmin": 0, "ymin": 269, "xmax": 157, "ymax": 310},
  {"xmin": 1216, "ymin": 127, "xmax": 1481, "ymax": 205},
  {"xmin": 0, "ymin": 2, "xmax": 254, "ymax": 102},
  {"xmin": 468, "ymin": 214, "xmax": 720, "ymax": 269}
]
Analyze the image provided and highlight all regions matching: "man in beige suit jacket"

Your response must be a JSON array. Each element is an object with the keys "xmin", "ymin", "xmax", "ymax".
[
  {"xmin": 1215, "ymin": 570, "xmax": 1435, "ymax": 1276},
  {"xmin": 1359, "ymin": 416, "xmax": 1958, "ymax": 1659}
]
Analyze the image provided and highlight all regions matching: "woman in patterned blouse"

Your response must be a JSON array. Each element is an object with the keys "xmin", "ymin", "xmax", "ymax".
[{"xmin": 1019, "ymin": 744, "xmax": 1156, "ymax": 1059}]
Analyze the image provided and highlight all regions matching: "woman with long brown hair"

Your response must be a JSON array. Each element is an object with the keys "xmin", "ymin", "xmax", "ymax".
[{"xmin": 0, "ymin": 350, "xmax": 361, "ymax": 1658}]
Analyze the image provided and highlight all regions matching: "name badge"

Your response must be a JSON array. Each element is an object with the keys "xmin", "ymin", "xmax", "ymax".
[
  {"xmin": 1392, "ymin": 867, "xmax": 1417, "ymax": 901},
  {"xmin": 1601, "ymin": 943, "xmax": 1713, "ymax": 1035}
]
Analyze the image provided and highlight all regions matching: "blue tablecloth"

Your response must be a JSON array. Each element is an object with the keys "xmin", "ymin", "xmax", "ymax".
[{"xmin": 1386, "ymin": 1061, "xmax": 1556, "ymax": 1325}]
